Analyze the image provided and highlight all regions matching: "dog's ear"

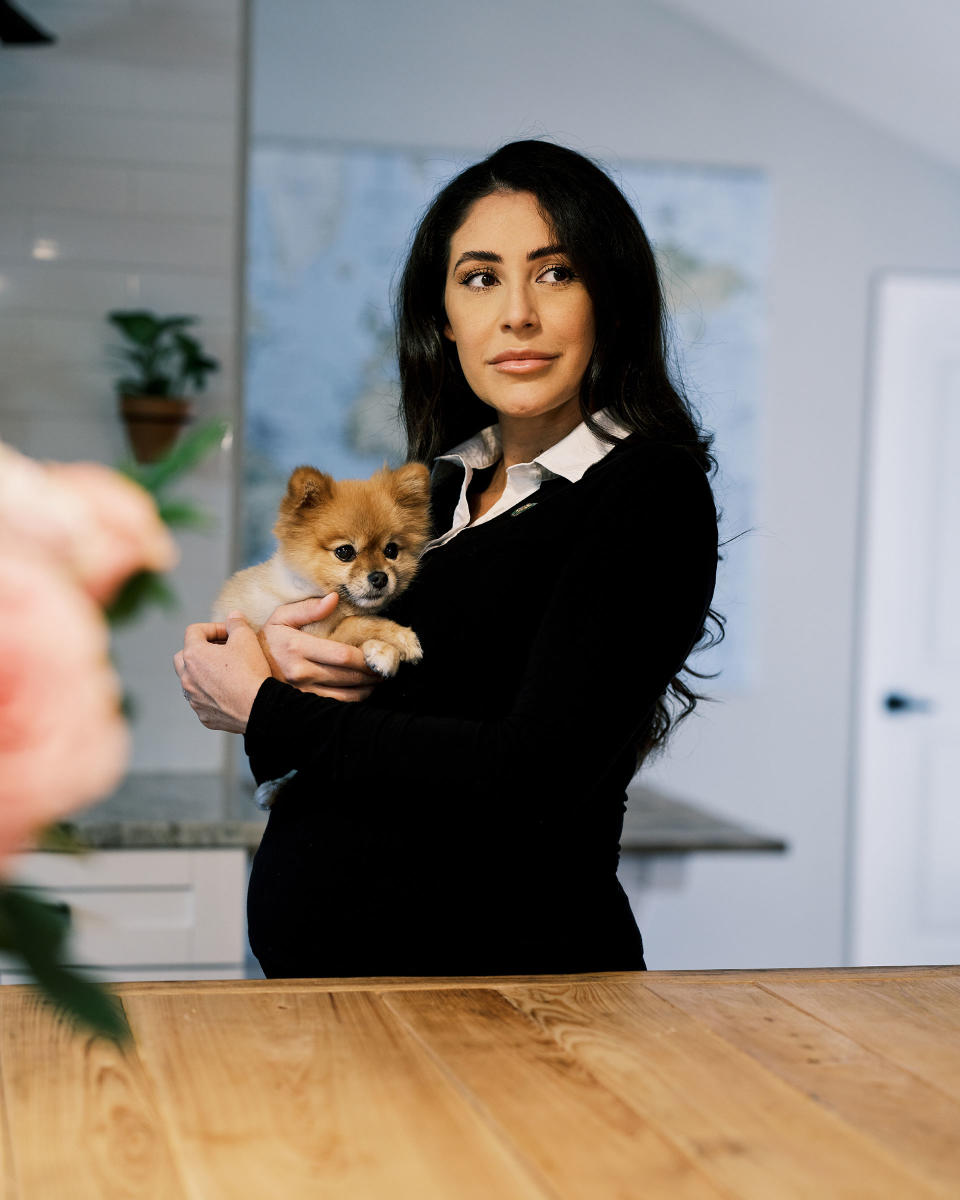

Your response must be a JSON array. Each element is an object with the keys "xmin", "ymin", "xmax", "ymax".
[
  {"xmin": 284, "ymin": 466, "xmax": 334, "ymax": 510},
  {"xmin": 388, "ymin": 461, "xmax": 431, "ymax": 510}
]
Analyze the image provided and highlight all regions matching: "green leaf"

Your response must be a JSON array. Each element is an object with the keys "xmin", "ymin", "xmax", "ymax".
[
  {"xmin": 108, "ymin": 310, "xmax": 162, "ymax": 346},
  {"xmin": 121, "ymin": 418, "xmax": 229, "ymax": 495},
  {"xmin": 157, "ymin": 315, "xmax": 196, "ymax": 334},
  {"xmin": 34, "ymin": 823, "xmax": 92, "ymax": 856},
  {"xmin": 35, "ymin": 963, "xmax": 131, "ymax": 1043},
  {"xmin": 156, "ymin": 499, "xmax": 212, "ymax": 531},
  {"xmin": 105, "ymin": 569, "xmax": 177, "ymax": 626},
  {"xmin": 0, "ymin": 887, "xmax": 130, "ymax": 1042},
  {"xmin": 0, "ymin": 886, "xmax": 68, "ymax": 954}
]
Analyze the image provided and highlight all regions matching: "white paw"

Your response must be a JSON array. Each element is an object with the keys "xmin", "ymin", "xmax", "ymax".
[
  {"xmin": 253, "ymin": 769, "xmax": 298, "ymax": 810},
  {"xmin": 393, "ymin": 627, "xmax": 423, "ymax": 663},
  {"xmin": 363, "ymin": 640, "xmax": 400, "ymax": 677}
]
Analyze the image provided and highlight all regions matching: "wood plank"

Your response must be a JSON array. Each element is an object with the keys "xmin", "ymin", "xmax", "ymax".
[
  {"xmin": 385, "ymin": 985, "xmax": 732, "ymax": 1199},
  {"xmin": 122, "ymin": 988, "xmax": 549, "ymax": 1200},
  {"xmin": 649, "ymin": 978, "xmax": 960, "ymax": 1196},
  {"xmin": 760, "ymin": 975, "xmax": 960, "ymax": 1102},
  {"xmin": 0, "ymin": 988, "xmax": 188, "ymax": 1199},
  {"xmin": 64, "ymin": 963, "xmax": 960, "ymax": 998},
  {"xmin": 500, "ymin": 978, "xmax": 943, "ymax": 1199},
  {"xmin": 0, "ymin": 1022, "xmax": 14, "ymax": 1200}
]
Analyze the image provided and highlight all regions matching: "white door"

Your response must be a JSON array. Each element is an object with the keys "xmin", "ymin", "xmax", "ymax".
[{"xmin": 853, "ymin": 273, "xmax": 960, "ymax": 965}]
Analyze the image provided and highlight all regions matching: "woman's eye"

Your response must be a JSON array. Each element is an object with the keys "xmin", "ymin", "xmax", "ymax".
[
  {"xmin": 540, "ymin": 264, "xmax": 576, "ymax": 284},
  {"xmin": 334, "ymin": 545, "xmax": 356, "ymax": 562},
  {"xmin": 383, "ymin": 542, "xmax": 399, "ymax": 560},
  {"xmin": 462, "ymin": 269, "xmax": 498, "ymax": 289}
]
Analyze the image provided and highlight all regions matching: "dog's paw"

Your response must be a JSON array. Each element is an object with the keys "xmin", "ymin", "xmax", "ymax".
[
  {"xmin": 362, "ymin": 640, "xmax": 400, "ymax": 677},
  {"xmin": 392, "ymin": 627, "xmax": 423, "ymax": 663},
  {"xmin": 253, "ymin": 769, "xmax": 298, "ymax": 810}
]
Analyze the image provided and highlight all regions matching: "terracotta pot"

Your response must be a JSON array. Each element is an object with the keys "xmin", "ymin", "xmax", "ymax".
[{"xmin": 119, "ymin": 394, "xmax": 192, "ymax": 463}]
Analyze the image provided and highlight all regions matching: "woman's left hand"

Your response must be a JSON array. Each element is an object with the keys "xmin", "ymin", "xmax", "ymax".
[{"xmin": 174, "ymin": 613, "xmax": 271, "ymax": 734}]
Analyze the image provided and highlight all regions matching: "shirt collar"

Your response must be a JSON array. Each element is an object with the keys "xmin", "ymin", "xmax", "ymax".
[{"xmin": 435, "ymin": 407, "xmax": 632, "ymax": 482}]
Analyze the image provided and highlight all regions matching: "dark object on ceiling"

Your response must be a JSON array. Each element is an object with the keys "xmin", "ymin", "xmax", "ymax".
[{"xmin": 0, "ymin": 0, "xmax": 55, "ymax": 45}]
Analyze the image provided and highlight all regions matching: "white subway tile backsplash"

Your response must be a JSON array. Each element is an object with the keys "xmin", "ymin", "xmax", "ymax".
[
  {"xmin": 0, "ymin": 163, "xmax": 128, "ymax": 214},
  {"xmin": 0, "ymin": 315, "xmax": 33, "ymax": 363},
  {"xmin": 0, "ymin": 211, "xmax": 32, "ymax": 257},
  {"xmin": 23, "ymin": 111, "xmax": 234, "ymax": 169},
  {"xmin": 1, "ymin": 0, "xmax": 243, "ymax": 773},
  {"xmin": 46, "ymin": 3, "xmax": 240, "ymax": 68},
  {"xmin": 132, "ymin": 66, "xmax": 237, "ymax": 119},
  {"xmin": 0, "ymin": 57, "xmax": 138, "ymax": 112},
  {"xmin": 134, "ymin": 0, "xmax": 241, "ymax": 13},
  {"xmin": 0, "ymin": 314, "xmax": 108, "ymax": 371},
  {"xmin": 0, "ymin": 408, "xmax": 129, "ymax": 466},
  {"xmin": 0, "ymin": 110, "xmax": 38, "ymax": 158},
  {"xmin": 0, "ymin": 264, "xmax": 130, "ymax": 313},
  {"xmin": 29, "ymin": 211, "xmax": 232, "ymax": 271},
  {"xmin": 27, "ymin": 314, "xmax": 111, "ymax": 367},
  {"xmin": 0, "ymin": 363, "xmax": 115, "ymax": 419},
  {"xmin": 128, "ymin": 168, "xmax": 235, "ymax": 220},
  {"xmin": 130, "ymin": 270, "xmax": 235, "ymax": 320}
]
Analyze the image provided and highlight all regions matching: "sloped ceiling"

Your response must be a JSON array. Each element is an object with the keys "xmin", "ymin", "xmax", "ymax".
[{"xmin": 656, "ymin": 0, "xmax": 960, "ymax": 172}]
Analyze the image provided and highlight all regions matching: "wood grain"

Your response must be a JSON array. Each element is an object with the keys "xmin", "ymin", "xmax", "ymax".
[
  {"xmin": 502, "ymin": 977, "xmax": 941, "ymax": 1199},
  {"xmin": 0, "ymin": 988, "xmax": 187, "ymax": 1199},
  {"xmin": 122, "ymin": 987, "xmax": 548, "ymax": 1199},
  {"xmin": 760, "ymin": 975, "xmax": 960, "ymax": 1101},
  {"xmin": 87, "ymin": 963, "xmax": 960, "ymax": 998},
  {"xmin": 385, "ymin": 985, "xmax": 728, "ymax": 1199},
  {"xmin": 0, "ymin": 968, "xmax": 957, "ymax": 1198},
  {"xmin": 648, "ymin": 978, "xmax": 960, "ymax": 1196}
]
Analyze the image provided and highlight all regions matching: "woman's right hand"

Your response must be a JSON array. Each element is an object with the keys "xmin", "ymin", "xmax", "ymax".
[{"xmin": 258, "ymin": 595, "xmax": 378, "ymax": 702}]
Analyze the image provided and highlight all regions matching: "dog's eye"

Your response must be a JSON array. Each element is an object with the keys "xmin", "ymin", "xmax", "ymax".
[
  {"xmin": 383, "ymin": 542, "xmax": 399, "ymax": 560},
  {"xmin": 333, "ymin": 545, "xmax": 356, "ymax": 562}
]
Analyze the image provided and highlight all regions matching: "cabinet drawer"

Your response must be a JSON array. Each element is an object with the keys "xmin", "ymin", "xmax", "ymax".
[{"xmin": 0, "ymin": 849, "xmax": 247, "ymax": 970}]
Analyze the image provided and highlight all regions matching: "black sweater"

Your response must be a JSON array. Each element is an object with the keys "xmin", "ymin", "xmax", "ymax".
[{"xmin": 245, "ymin": 433, "xmax": 718, "ymax": 977}]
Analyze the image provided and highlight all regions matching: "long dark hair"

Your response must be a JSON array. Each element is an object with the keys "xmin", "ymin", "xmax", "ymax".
[{"xmin": 395, "ymin": 139, "xmax": 725, "ymax": 765}]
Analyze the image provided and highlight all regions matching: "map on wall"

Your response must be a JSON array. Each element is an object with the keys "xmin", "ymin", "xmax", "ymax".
[{"xmin": 245, "ymin": 144, "xmax": 769, "ymax": 690}]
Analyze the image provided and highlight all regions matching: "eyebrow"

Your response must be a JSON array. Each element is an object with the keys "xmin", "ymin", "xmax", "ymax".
[{"xmin": 451, "ymin": 243, "xmax": 566, "ymax": 271}]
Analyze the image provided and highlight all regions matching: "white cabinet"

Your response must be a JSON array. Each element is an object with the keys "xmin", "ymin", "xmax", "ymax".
[{"xmin": 0, "ymin": 848, "xmax": 248, "ymax": 983}]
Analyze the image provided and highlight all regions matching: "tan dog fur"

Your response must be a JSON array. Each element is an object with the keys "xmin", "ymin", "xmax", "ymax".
[{"xmin": 213, "ymin": 462, "xmax": 431, "ymax": 678}]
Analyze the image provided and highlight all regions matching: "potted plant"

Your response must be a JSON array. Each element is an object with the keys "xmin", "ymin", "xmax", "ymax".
[{"xmin": 108, "ymin": 309, "xmax": 220, "ymax": 463}]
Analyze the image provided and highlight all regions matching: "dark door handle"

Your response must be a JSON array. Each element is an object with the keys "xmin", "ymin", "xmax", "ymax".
[{"xmin": 883, "ymin": 692, "xmax": 934, "ymax": 714}]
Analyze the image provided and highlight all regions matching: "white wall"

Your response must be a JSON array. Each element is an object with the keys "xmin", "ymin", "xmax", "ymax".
[
  {"xmin": 251, "ymin": 0, "xmax": 960, "ymax": 968},
  {"xmin": 0, "ymin": 0, "xmax": 246, "ymax": 772}
]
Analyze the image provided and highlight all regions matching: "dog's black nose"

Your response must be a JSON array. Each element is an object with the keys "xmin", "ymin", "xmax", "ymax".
[{"xmin": 368, "ymin": 571, "xmax": 388, "ymax": 590}]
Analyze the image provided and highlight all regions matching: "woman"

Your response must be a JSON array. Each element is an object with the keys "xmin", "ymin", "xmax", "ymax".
[{"xmin": 176, "ymin": 140, "xmax": 722, "ymax": 977}]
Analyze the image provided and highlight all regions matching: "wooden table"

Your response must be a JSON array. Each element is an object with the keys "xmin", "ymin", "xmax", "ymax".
[{"xmin": 1, "ymin": 966, "xmax": 958, "ymax": 1198}]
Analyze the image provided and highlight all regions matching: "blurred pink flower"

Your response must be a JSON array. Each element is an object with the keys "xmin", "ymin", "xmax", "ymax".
[
  {"xmin": 0, "ymin": 442, "xmax": 176, "ymax": 604},
  {"xmin": 0, "ymin": 535, "xmax": 128, "ymax": 869}
]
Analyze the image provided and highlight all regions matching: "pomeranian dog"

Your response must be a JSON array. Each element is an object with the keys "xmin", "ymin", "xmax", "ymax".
[{"xmin": 213, "ymin": 461, "xmax": 432, "ymax": 807}]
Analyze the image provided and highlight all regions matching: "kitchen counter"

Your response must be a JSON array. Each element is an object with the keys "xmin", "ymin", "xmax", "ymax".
[
  {"xmin": 0, "ymin": 965, "xmax": 956, "ymax": 1196},
  {"xmin": 61, "ymin": 772, "xmax": 787, "ymax": 853}
]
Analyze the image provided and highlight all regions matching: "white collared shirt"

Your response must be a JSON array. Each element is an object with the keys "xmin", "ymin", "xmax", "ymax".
[{"xmin": 424, "ymin": 408, "xmax": 632, "ymax": 552}]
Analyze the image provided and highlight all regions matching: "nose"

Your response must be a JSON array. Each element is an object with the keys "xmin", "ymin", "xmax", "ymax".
[
  {"xmin": 368, "ymin": 571, "xmax": 388, "ymax": 590},
  {"xmin": 499, "ymin": 281, "xmax": 539, "ymax": 332}
]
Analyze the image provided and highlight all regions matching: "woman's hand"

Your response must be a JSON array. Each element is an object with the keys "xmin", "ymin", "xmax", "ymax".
[
  {"xmin": 258, "ymin": 594, "xmax": 378, "ymax": 703},
  {"xmin": 174, "ymin": 614, "xmax": 270, "ymax": 734}
]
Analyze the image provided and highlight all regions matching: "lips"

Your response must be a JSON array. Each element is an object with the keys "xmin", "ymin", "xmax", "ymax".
[
  {"xmin": 489, "ymin": 350, "xmax": 557, "ymax": 363},
  {"xmin": 489, "ymin": 349, "xmax": 558, "ymax": 374}
]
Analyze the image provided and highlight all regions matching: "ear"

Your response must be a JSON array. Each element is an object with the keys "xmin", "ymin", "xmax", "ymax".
[
  {"xmin": 284, "ymin": 466, "xmax": 334, "ymax": 509},
  {"xmin": 390, "ymin": 461, "xmax": 431, "ymax": 510},
  {"xmin": 443, "ymin": 320, "xmax": 455, "ymax": 342}
]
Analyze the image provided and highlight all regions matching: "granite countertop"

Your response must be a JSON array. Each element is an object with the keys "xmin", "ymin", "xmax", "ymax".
[
  {"xmin": 622, "ymin": 784, "xmax": 787, "ymax": 853},
  {"xmin": 65, "ymin": 772, "xmax": 267, "ymax": 851},
  {"xmin": 60, "ymin": 773, "xmax": 787, "ymax": 855}
]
